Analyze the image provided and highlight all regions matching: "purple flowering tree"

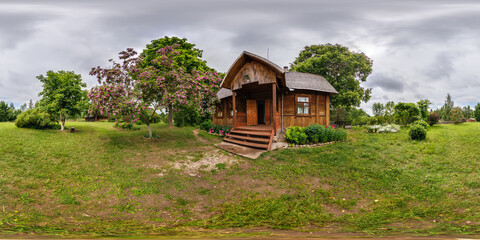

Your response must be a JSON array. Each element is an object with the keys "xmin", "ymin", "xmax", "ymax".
[
  {"xmin": 88, "ymin": 45, "xmax": 221, "ymax": 138},
  {"xmin": 137, "ymin": 44, "xmax": 221, "ymax": 127}
]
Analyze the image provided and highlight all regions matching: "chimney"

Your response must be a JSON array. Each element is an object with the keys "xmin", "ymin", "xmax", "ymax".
[{"xmin": 283, "ymin": 66, "xmax": 289, "ymax": 72}]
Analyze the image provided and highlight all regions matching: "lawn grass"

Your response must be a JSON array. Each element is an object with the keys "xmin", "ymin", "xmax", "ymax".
[{"xmin": 1, "ymin": 121, "xmax": 480, "ymax": 237}]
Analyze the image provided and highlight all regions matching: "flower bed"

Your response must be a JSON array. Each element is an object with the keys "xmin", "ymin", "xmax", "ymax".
[
  {"xmin": 367, "ymin": 124, "xmax": 400, "ymax": 133},
  {"xmin": 199, "ymin": 120, "xmax": 231, "ymax": 137}
]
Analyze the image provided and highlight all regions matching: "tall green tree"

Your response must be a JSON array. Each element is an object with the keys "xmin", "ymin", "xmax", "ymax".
[
  {"xmin": 140, "ymin": 36, "xmax": 212, "ymax": 73},
  {"xmin": 384, "ymin": 101, "xmax": 396, "ymax": 124},
  {"xmin": 462, "ymin": 105, "xmax": 473, "ymax": 119},
  {"xmin": 474, "ymin": 103, "xmax": 480, "ymax": 121},
  {"xmin": 372, "ymin": 103, "xmax": 385, "ymax": 117},
  {"xmin": 440, "ymin": 93, "xmax": 454, "ymax": 121},
  {"xmin": 37, "ymin": 70, "xmax": 87, "ymax": 130},
  {"xmin": 0, "ymin": 101, "xmax": 14, "ymax": 122},
  {"xmin": 291, "ymin": 43, "xmax": 373, "ymax": 110},
  {"xmin": 417, "ymin": 99, "xmax": 431, "ymax": 120}
]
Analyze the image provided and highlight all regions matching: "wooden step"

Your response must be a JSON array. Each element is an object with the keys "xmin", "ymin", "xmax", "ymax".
[
  {"xmin": 226, "ymin": 134, "xmax": 270, "ymax": 143},
  {"xmin": 224, "ymin": 138, "xmax": 269, "ymax": 149},
  {"xmin": 229, "ymin": 130, "xmax": 272, "ymax": 137},
  {"xmin": 235, "ymin": 126, "xmax": 273, "ymax": 132}
]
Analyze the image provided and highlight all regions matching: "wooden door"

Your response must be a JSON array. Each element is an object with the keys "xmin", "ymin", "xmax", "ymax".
[{"xmin": 246, "ymin": 100, "xmax": 258, "ymax": 126}]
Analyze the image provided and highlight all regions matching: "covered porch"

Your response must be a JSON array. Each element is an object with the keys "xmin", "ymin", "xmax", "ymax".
[{"xmin": 232, "ymin": 82, "xmax": 280, "ymax": 133}]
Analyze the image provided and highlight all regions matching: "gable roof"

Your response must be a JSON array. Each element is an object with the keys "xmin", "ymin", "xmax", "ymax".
[
  {"xmin": 285, "ymin": 72, "xmax": 338, "ymax": 94},
  {"xmin": 217, "ymin": 51, "xmax": 338, "ymax": 99},
  {"xmin": 221, "ymin": 51, "xmax": 285, "ymax": 89}
]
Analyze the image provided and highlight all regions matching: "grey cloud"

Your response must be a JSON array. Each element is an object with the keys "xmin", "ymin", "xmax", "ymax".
[
  {"xmin": 0, "ymin": 13, "xmax": 51, "ymax": 48},
  {"xmin": 426, "ymin": 52, "xmax": 454, "ymax": 79},
  {"xmin": 2, "ymin": 0, "xmax": 480, "ymax": 110},
  {"xmin": 368, "ymin": 73, "xmax": 405, "ymax": 92}
]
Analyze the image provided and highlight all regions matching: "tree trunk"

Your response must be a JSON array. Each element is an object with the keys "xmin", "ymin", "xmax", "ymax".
[
  {"xmin": 60, "ymin": 113, "xmax": 65, "ymax": 131},
  {"xmin": 168, "ymin": 105, "xmax": 173, "ymax": 128},
  {"xmin": 146, "ymin": 122, "xmax": 152, "ymax": 138}
]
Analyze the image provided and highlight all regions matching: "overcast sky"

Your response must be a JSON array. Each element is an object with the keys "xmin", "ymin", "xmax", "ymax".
[{"xmin": 1, "ymin": 0, "xmax": 480, "ymax": 113}]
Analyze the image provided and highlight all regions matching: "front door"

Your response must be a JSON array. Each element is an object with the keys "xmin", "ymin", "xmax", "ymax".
[{"xmin": 246, "ymin": 100, "xmax": 258, "ymax": 126}]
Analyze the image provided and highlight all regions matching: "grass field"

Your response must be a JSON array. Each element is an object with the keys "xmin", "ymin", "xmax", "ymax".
[{"xmin": 1, "ymin": 121, "xmax": 480, "ymax": 237}]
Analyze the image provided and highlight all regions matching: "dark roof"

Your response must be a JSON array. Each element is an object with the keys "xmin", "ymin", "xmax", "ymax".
[
  {"xmin": 217, "ymin": 88, "xmax": 232, "ymax": 99},
  {"xmin": 217, "ymin": 51, "xmax": 338, "ymax": 97},
  {"xmin": 221, "ymin": 51, "xmax": 285, "ymax": 89},
  {"xmin": 285, "ymin": 72, "xmax": 338, "ymax": 94}
]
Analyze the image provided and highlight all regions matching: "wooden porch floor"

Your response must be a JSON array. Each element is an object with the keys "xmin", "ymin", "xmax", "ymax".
[{"xmin": 237, "ymin": 125, "xmax": 273, "ymax": 131}]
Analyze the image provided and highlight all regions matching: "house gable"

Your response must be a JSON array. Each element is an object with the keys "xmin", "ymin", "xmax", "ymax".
[
  {"xmin": 231, "ymin": 61, "xmax": 277, "ymax": 90},
  {"xmin": 221, "ymin": 51, "xmax": 285, "ymax": 90}
]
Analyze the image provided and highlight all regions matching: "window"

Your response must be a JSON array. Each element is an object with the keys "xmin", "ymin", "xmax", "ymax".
[
  {"xmin": 216, "ymin": 103, "xmax": 223, "ymax": 118},
  {"xmin": 227, "ymin": 101, "xmax": 233, "ymax": 117},
  {"xmin": 297, "ymin": 96, "xmax": 310, "ymax": 115}
]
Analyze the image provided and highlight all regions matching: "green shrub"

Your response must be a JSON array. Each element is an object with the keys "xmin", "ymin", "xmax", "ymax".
[
  {"xmin": 304, "ymin": 124, "xmax": 325, "ymax": 143},
  {"xmin": 286, "ymin": 126, "xmax": 307, "ymax": 145},
  {"xmin": 208, "ymin": 125, "xmax": 231, "ymax": 136},
  {"xmin": 331, "ymin": 128, "xmax": 348, "ymax": 141},
  {"xmin": 409, "ymin": 124, "xmax": 427, "ymax": 141},
  {"xmin": 174, "ymin": 105, "xmax": 202, "ymax": 127},
  {"xmin": 15, "ymin": 108, "xmax": 57, "ymax": 129},
  {"xmin": 427, "ymin": 112, "xmax": 440, "ymax": 126},
  {"xmin": 200, "ymin": 120, "xmax": 214, "ymax": 131},
  {"xmin": 413, "ymin": 120, "xmax": 428, "ymax": 129},
  {"xmin": 114, "ymin": 121, "xmax": 139, "ymax": 130}
]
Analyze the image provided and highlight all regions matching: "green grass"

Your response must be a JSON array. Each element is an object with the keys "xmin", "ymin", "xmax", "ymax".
[{"xmin": 1, "ymin": 121, "xmax": 480, "ymax": 237}]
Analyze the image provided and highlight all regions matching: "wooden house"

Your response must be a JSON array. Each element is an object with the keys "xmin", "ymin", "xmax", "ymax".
[{"xmin": 213, "ymin": 51, "xmax": 338, "ymax": 150}]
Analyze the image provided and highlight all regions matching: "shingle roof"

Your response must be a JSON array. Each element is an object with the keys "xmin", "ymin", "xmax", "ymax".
[
  {"xmin": 217, "ymin": 87, "xmax": 232, "ymax": 99},
  {"xmin": 285, "ymin": 72, "xmax": 338, "ymax": 94}
]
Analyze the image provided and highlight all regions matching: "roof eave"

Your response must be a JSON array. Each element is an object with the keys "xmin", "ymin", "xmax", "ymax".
[{"xmin": 220, "ymin": 51, "xmax": 285, "ymax": 89}]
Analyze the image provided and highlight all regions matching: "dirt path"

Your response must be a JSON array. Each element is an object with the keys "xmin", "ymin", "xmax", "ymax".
[{"xmin": 193, "ymin": 129, "xmax": 209, "ymax": 143}]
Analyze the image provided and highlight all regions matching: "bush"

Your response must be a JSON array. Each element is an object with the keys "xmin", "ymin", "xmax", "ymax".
[
  {"xmin": 114, "ymin": 121, "xmax": 139, "ymax": 130},
  {"xmin": 174, "ymin": 105, "xmax": 202, "ymax": 127},
  {"xmin": 304, "ymin": 124, "xmax": 325, "ymax": 143},
  {"xmin": 15, "ymin": 108, "xmax": 57, "ymax": 129},
  {"xmin": 413, "ymin": 120, "xmax": 428, "ymax": 129},
  {"xmin": 286, "ymin": 126, "xmax": 307, "ymax": 145},
  {"xmin": 208, "ymin": 125, "xmax": 231, "ymax": 136},
  {"xmin": 331, "ymin": 128, "xmax": 348, "ymax": 141},
  {"xmin": 427, "ymin": 112, "xmax": 440, "ymax": 126},
  {"xmin": 200, "ymin": 120, "xmax": 214, "ymax": 131},
  {"xmin": 409, "ymin": 125, "xmax": 427, "ymax": 141}
]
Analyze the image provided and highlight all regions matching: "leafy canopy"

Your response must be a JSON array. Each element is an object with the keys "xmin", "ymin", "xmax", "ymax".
[
  {"xmin": 417, "ymin": 99, "xmax": 431, "ymax": 120},
  {"xmin": 37, "ymin": 70, "xmax": 87, "ymax": 120},
  {"xmin": 89, "ymin": 44, "xmax": 221, "ymax": 136},
  {"xmin": 139, "ymin": 36, "xmax": 212, "ymax": 73},
  {"xmin": 474, "ymin": 103, "xmax": 480, "ymax": 122},
  {"xmin": 394, "ymin": 102, "xmax": 420, "ymax": 125},
  {"xmin": 291, "ymin": 43, "xmax": 373, "ymax": 110},
  {"xmin": 138, "ymin": 37, "xmax": 221, "ymax": 127},
  {"xmin": 0, "ymin": 101, "xmax": 20, "ymax": 122}
]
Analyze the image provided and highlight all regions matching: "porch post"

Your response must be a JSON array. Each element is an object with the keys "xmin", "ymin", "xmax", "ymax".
[
  {"xmin": 326, "ymin": 94, "xmax": 330, "ymax": 126},
  {"xmin": 272, "ymin": 83, "xmax": 276, "ymax": 130},
  {"xmin": 232, "ymin": 90, "xmax": 236, "ymax": 128}
]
